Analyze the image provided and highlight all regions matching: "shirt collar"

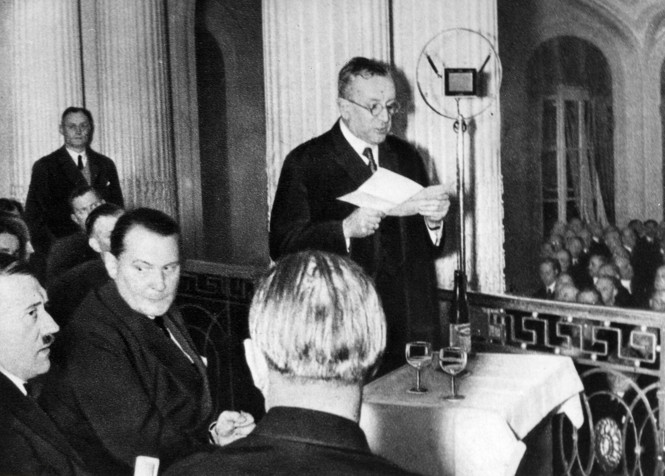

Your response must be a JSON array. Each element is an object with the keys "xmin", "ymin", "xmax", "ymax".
[
  {"xmin": 65, "ymin": 147, "xmax": 87, "ymax": 165},
  {"xmin": 339, "ymin": 119, "xmax": 379, "ymax": 167},
  {"xmin": 0, "ymin": 365, "xmax": 27, "ymax": 395}
]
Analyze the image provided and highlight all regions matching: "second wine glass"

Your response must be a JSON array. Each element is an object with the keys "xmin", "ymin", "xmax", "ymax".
[
  {"xmin": 439, "ymin": 346, "xmax": 468, "ymax": 400},
  {"xmin": 405, "ymin": 341, "xmax": 432, "ymax": 394}
]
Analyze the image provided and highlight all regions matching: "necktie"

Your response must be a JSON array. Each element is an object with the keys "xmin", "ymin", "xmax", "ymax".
[
  {"xmin": 153, "ymin": 315, "xmax": 170, "ymax": 338},
  {"xmin": 77, "ymin": 155, "xmax": 83, "ymax": 170},
  {"xmin": 363, "ymin": 147, "xmax": 377, "ymax": 173},
  {"xmin": 24, "ymin": 381, "xmax": 36, "ymax": 399},
  {"xmin": 158, "ymin": 313, "xmax": 213, "ymax": 415}
]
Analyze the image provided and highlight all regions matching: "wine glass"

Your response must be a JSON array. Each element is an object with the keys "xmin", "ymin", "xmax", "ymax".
[
  {"xmin": 405, "ymin": 341, "xmax": 433, "ymax": 393},
  {"xmin": 439, "ymin": 347, "xmax": 468, "ymax": 400}
]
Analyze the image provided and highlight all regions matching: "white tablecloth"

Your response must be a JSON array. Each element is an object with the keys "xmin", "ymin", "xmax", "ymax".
[{"xmin": 360, "ymin": 352, "xmax": 584, "ymax": 476}]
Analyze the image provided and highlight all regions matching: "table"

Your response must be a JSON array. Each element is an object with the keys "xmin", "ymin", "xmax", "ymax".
[{"xmin": 360, "ymin": 352, "xmax": 584, "ymax": 476}]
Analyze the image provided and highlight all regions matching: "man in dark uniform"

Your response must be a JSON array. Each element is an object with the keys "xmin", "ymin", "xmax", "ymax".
[{"xmin": 269, "ymin": 57, "xmax": 449, "ymax": 372}]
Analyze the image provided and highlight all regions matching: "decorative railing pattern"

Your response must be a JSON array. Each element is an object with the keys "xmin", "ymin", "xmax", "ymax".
[
  {"xmin": 175, "ymin": 261, "xmax": 664, "ymax": 474},
  {"xmin": 175, "ymin": 260, "xmax": 265, "ymax": 417},
  {"xmin": 456, "ymin": 290, "xmax": 665, "ymax": 476}
]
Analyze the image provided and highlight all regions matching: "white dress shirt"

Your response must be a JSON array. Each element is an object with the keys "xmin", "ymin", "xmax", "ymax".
[
  {"xmin": 65, "ymin": 148, "xmax": 87, "ymax": 168},
  {"xmin": 0, "ymin": 365, "xmax": 27, "ymax": 396}
]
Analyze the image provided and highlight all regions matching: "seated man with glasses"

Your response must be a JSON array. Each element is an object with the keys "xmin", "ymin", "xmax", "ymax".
[{"xmin": 269, "ymin": 56, "xmax": 449, "ymax": 374}]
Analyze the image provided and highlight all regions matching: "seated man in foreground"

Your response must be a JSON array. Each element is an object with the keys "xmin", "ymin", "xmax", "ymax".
[
  {"xmin": 41, "ymin": 208, "xmax": 254, "ymax": 474},
  {"xmin": 0, "ymin": 255, "xmax": 89, "ymax": 475},
  {"xmin": 167, "ymin": 250, "xmax": 414, "ymax": 475}
]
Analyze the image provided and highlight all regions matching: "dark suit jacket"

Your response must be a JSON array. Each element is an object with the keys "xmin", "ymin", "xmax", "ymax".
[
  {"xmin": 588, "ymin": 238, "xmax": 611, "ymax": 259},
  {"xmin": 25, "ymin": 146, "xmax": 124, "ymax": 253},
  {"xmin": 533, "ymin": 286, "xmax": 554, "ymax": 300},
  {"xmin": 269, "ymin": 121, "xmax": 442, "ymax": 370},
  {"xmin": 46, "ymin": 259, "xmax": 109, "ymax": 328},
  {"xmin": 0, "ymin": 372, "xmax": 88, "ymax": 476},
  {"xmin": 40, "ymin": 281, "xmax": 214, "ymax": 475},
  {"xmin": 165, "ymin": 406, "xmax": 415, "ymax": 475},
  {"xmin": 569, "ymin": 257, "xmax": 592, "ymax": 290},
  {"xmin": 631, "ymin": 237, "xmax": 664, "ymax": 307},
  {"xmin": 45, "ymin": 231, "xmax": 98, "ymax": 286}
]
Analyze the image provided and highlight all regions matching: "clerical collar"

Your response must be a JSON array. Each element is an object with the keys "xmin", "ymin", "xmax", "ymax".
[
  {"xmin": 0, "ymin": 365, "xmax": 27, "ymax": 395},
  {"xmin": 65, "ymin": 148, "xmax": 87, "ymax": 166},
  {"xmin": 339, "ymin": 119, "xmax": 379, "ymax": 168}
]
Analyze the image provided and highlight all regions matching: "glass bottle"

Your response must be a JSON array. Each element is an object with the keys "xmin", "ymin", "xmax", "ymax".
[{"xmin": 449, "ymin": 270, "xmax": 471, "ymax": 353}]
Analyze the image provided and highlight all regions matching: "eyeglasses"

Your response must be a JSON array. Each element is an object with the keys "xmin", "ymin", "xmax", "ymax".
[{"xmin": 342, "ymin": 97, "xmax": 400, "ymax": 117}]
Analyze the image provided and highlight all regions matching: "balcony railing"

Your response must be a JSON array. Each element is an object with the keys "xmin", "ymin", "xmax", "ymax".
[
  {"xmin": 176, "ymin": 260, "xmax": 264, "ymax": 417},
  {"xmin": 175, "ymin": 259, "xmax": 665, "ymax": 475},
  {"xmin": 452, "ymin": 289, "xmax": 665, "ymax": 476}
]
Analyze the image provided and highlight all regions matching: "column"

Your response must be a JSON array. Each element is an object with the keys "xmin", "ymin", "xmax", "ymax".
[
  {"xmin": 10, "ymin": 0, "xmax": 83, "ymax": 200},
  {"xmin": 82, "ymin": 0, "xmax": 176, "ymax": 217},
  {"xmin": 263, "ymin": 0, "xmax": 390, "ymax": 207},
  {"xmin": 392, "ymin": 0, "xmax": 505, "ymax": 293},
  {"xmin": 165, "ymin": 0, "xmax": 203, "ymax": 257}
]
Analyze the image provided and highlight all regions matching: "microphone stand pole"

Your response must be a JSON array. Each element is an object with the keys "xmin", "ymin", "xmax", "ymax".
[{"xmin": 454, "ymin": 99, "xmax": 467, "ymax": 279}]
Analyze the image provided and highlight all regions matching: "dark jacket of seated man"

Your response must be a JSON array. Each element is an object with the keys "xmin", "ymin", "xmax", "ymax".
[
  {"xmin": 0, "ymin": 257, "xmax": 90, "ymax": 475},
  {"xmin": 166, "ymin": 250, "xmax": 416, "ymax": 476},
  {"xmin": 40, "ymin": 281, "xmax": 214, "ymax": 475},
  {"xmin": 167, "ymin": 406, "xmax": 415, "ymax": 475},
  {"xmin": 0, "ymin": 372, "xmax": 90, "ymax": 476}
]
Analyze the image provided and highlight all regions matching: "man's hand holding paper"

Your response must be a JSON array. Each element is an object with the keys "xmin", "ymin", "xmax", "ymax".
[
  {"xmin": 338, "ymin": 168, "xmax": 451, "ymax": 223},
  {"xmin": 389, "ymin": 185, "xmax": 450, "ymax": 222}
]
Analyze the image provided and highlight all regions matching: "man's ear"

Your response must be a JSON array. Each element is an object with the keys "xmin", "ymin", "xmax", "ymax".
[
  {"xmin": 89, "ymin": 237, "xmax": 101, "ymax": 254},
  {"xmin": 337, "ymin": 97, "xmax": 350, "ymax": 121},
  {"xmin": 102, "ymin": 251, "xmax": 119, "ymax": 279},
  {"xmin": 243, "ymin": 338, "xmax": 269, "ymax": 397},
  {"xmin": 59, "ymin": 123, "xmax": 64, "ymax": 137},
  {"xmin": 70, "ymin": 213, "xmax": 78, "ymax": 225}
]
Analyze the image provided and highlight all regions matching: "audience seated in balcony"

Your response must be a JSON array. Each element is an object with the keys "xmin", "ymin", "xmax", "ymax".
[
  {"xmin": 534, "ymin": 216, "xmax": 665, "ymax": 310},
  {"xmin": 534, "ymin": 258, "xmax": 559, "ymax": 299},
  {"xmin": 577, "ymin": 287, "xmax": 602, "ymax": 305}
]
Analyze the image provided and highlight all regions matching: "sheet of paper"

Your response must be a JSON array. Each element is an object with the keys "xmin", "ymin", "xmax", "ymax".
[
  {"xmin": 337, "ymin": 167, "xmax": 424, "ymax": 213},
  {"xmin": 388, "ymin": 184, "xmax": 450, "ymax": 216}
]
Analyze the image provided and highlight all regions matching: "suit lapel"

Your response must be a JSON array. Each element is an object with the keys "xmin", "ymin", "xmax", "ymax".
[
  {"xmin": 87, "ymin": 151, "xmax": 100, "ymax": 185},
  {"xmin": 329, "ymin": 121, "xmax": 373, "ymax": 188},
  {"xmin": 164, "ymin": 311, "xmax": 213, "ymax": 415},
  {"xmin": 378, "ymin": 140, "xmax": 400, "ymax": 174},
  {"xmin": 98, "ymin": 284, "xmax": 210, "ymax": 408},
  {"xmin": 56, "ymin": 147, "xmax": 87, "ymax": 188},
  {"xmin": 0, "ymin": 374, "xmax": 79, "ymax": 463}
]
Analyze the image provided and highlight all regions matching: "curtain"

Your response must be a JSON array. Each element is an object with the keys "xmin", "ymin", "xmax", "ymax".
[{"xmin": 529, "ymin": 36, "xmax": 614, "ymax": 227}]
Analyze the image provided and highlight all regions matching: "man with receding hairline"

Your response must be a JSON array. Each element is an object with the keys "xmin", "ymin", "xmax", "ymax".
[{"xmin": 167, "ymin": 251, "xmax": 414, "ymax": 475}]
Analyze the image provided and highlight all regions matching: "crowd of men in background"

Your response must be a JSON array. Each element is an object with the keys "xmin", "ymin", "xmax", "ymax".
[{"xmin": 534, "ymin": 217, "xmax": 665, "ymax": 312}]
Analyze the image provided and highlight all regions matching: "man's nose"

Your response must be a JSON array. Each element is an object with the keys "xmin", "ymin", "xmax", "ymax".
[
  {"xmin": 150, "ymin": 269, "xmax": 167, "ymax": 291},
  {"xmin": 377, "ymin": 106, "xmax": 391, "ymax": 123},
  {"xmin": 41, "ymin": 310, "xmax": 60, "ymax": 341}
]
